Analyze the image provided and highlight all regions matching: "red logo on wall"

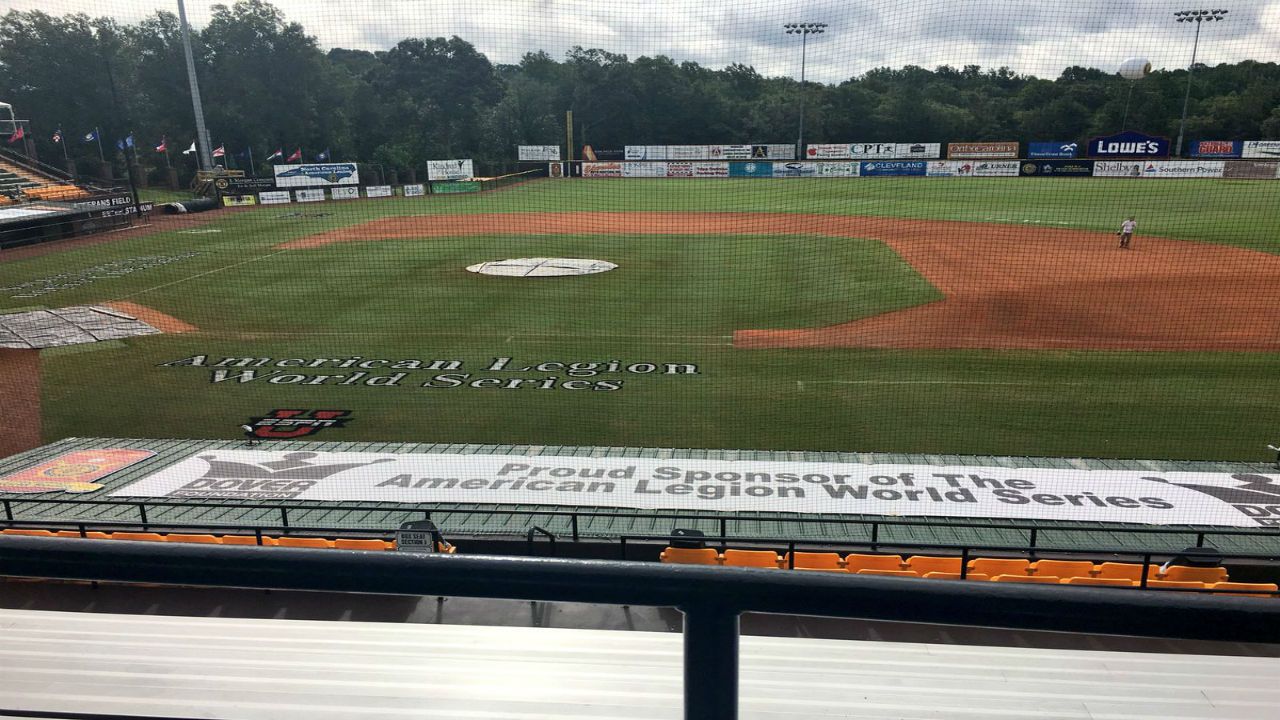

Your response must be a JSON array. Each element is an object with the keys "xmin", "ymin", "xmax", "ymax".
[
  {"xmin": 247, "ymin": 409, "xmax": 351, "ymax": 439},
  {"xmin": 0, "ymin": 449, "xmax": 155, "ymax": 494}
]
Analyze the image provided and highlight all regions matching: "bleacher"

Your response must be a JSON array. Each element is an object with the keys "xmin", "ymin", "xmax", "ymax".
[{"xmin": 0, "ymin": 151, "xmax": 90, "ymax": 202}]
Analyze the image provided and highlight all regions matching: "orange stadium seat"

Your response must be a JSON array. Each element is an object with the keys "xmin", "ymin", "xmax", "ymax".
[
  {"xmin": 220, "ymin": 534, "xmax": 278, "ymax": 546},
  {"xmin": 110, "ymin": 532, "xmax": 165, "ymax": 543},
  {"xmin": 843, "ymin": 554, "xmax": 905, "ymax": 573},
  {"xmin": 334, "ymin": 539, "xmax": 390, "ymax": 551},
  {"xmin": 1208, "ymin": 582, "xmax": 1278, "ymax": 597},
  {"xmin": 277, "ymin": 537, "xmax": 334, "ymax": 549},
  {"xmin": 785, "ymin": 552, "xmax": 844, "ymax": 571},
  {"xmin": 924, "ymin": 572, "xmax": 990, "ymax": 581},
  {"xmin": 1144, "ymin": 580, "xmax": 1206, "ymax": 590},
  {"xmin": 1161, "ymin": 566, "xmax": 1229, "ymax": 584},
  {"xmin": 855, "ymin": 569, "xmax": 919, "ymax": 577},
  {"xmin": 2, "ymin": 529, "xmax": 54, "ymax": 537},
  {"xmin": 722, "ymin": 549, "xmax": 781, "ymax": 568},
  {"xmin": 1030, "ymin": 560, "xmax": 1096, "ymax": 578},
  {"xmin": 1094, "ymin": 562, "xmax": 1155, "ymax": 582},
  {"xmin": 1062, "ymin": 577, "xmax": 1136, "ymax": 587},
  {"xmin": 993, "ymin": 574, "xmax": 1060, "ymax": 584},
  {"xmin": 968, "ymin": 558, "xmax": 1030, "ymax": 577},
  {"xmin": 659, "ymin": 547, "xmax": 719, "ymax": 565},
  {"xmin": 165, "ymin": 534, "xmax": 222, "ymax": 545},
  {"xmin": 55, "ymin": 531, "xmax": 110, "ymax": 540},
  {"xmin": 904, "ymin": 556, "xmax": 961, "ymax": 575}
]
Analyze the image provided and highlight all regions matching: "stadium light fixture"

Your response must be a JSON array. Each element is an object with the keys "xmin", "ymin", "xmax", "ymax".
[
  {"xmin": 176, "ymin": 0, "xmax": 214, "ymax": 170},
  {"xmin": 1172, "ymin": 8, "xmax": 1228, "ymax": 157},
  {"xmin": 783, "ymin": 22, "xmax": 828, "ymax": 159}
]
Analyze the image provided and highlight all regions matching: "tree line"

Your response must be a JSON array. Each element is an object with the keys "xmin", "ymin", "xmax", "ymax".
[{"xmin": 1, "ymin": 0, "xmax": 1278, "ymax": 184}]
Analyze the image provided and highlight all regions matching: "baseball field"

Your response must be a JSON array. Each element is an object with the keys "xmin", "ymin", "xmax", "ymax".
[{"xmin": 2, "ymin": 177, "xmax": 1279, "ymax": 460}]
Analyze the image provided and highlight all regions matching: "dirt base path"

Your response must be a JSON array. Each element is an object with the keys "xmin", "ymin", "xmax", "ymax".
[
  {"xmin": 102, "ymin": 301, "xmax": 198, "ymax": 334},
  {"xmin": 286, "ymin": 212, "xmax": 1280, "ymax": 351}
]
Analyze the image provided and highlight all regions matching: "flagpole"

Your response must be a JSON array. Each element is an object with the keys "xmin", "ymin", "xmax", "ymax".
[
  {"xmin": 247, "ymin": 146, "xmax": 255, "ymax": 177},
  {"xmin": 95, "ymin": 126, "xmax": 105, "ymax": 162},
  {"xmin": 59, "ymin": 129, "xmax": 69, "ymax": 164}
]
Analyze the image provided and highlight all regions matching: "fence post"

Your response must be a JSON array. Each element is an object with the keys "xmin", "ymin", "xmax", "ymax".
[
  {"xmin": 280, "ymin": 508, "xmax": 289, "ymax": 529},
  {"xmin": 570, "ymin": 514, "xmax": 579, "ymax": 542},
  {"xmin": 870, "ymin": 522, "xmax": 879, "ymax": 552},
  {"xmin": 2, "ymin": 500, "xmax": 11, "ymax": 521},
  {"xmin": 138, "ymin": 504, "xmax": 148, "ymax": 527},
  {"xmin": 681, "ymin": 603, "xmax": 739, "ymax": 720}
]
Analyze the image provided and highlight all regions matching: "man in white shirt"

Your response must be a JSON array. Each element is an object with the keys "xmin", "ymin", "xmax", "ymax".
[{"xmin": 1117, "ymin": 216, "xmax": 1137, "ymax": 249}]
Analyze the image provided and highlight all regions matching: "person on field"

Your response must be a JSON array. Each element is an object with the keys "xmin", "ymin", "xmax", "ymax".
[{"xmin": 1117, "ymin": 216, "xmax": 1137, "ymax": 249}]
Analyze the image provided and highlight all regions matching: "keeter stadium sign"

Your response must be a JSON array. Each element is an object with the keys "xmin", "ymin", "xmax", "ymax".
[{"xmin": 110, "ymin": 451, "xmax": 1280, "ymax": 527}]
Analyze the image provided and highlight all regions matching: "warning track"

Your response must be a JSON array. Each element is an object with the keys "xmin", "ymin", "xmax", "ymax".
[{"xmin": 285, "ymin": 212, "xmax": 1280, "ymax": 351}]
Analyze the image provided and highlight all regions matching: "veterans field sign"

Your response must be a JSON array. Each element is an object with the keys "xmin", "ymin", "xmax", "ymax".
[{"xmin": 110, "ymin": 450, "xmax": 1280, "ymax": 528}]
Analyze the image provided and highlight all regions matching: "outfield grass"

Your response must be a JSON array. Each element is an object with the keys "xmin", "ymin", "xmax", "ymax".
[{"xmin": 5, "ymin": 178, "xmax": 1280, "ymax": 460}]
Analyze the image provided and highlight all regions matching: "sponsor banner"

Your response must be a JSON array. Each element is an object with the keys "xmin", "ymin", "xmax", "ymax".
[
  {"xmin": 426, "ymin": 159, "xmax": 474, "ymax": 181},
  {"xmin": 221, "ymin": 195, "xmax": 257, "ymax": 206},
  {"xmin": 1140, "ymin": 160, "xmax": 1225, "ymax": 178},
  {"xmin": 693, "ymin": 162, "xmax": 729, "ymax": 177},
  {"xmin": 547, "ymin": 163, "xmax": 566, "ymax": 179},
  {"xmin": 1093, "ymin": 161, "xmax": 1145, "ymax": 178},
  {"xmin": 517, "ymin": 145, "xmax": 560, "ymax": 162},
  {"xmin": 772, "ymin": 161, "xmax": 817, "ymax": 178},
  {"xmin": 1222, "ymin": 160, "xmax": 1280, "ymax": 179},
  {"xmin": 624, "ymin": 146, "xmax": 668, "ymax": 160},
  {"xmin": 365, "ymin": 185, "xmax": 394, "ymax": 198},
  {"xmin": 258, "ymin": 190, "xmax": 291, "ymax": 204},
  {"xmin": 947, "ymin": 141, "xmax": 1020, "ymax": 159},
  {"xmin": 583, "ymin": 162, "xmax": 624, "ymax": 178},
  {"xmin": 665, "ymin": 162, "xmax": 693, "ymax": 178},
  {"xmin": 1027, "ymin": 141, "xmax": 1079, "ymax": 159},
  {"xmin": 623, "ymin": 162, "xmax": 667, "ymax": 178},
  {"xmin": 273, "ymin": 162, "xmax": 359, "ymax": 188},
  {"xmin": 295, "ymin": 189, "xmax": 325, "ymax": 202},
  {"xmin": 1242, "ymin": 140, "xmax": 1280, "ymax": 159},
  {"xmin": 1, "ymin": 449, "xmax": 155, "ymax": 495},
  {"xmin": 846, "ymin": 142, "xmax": 898, "ymax": 159},
  {"xmin": 110, "ymin": 449, "xmax": 1280, "ymax": 528},
  {"xmin": 709, "ymin": 144, "xmax": 754, "ymax": 160},
  {"xmin": 330, "ymin": 186, "xmax": 359, "ymax": 200},
  {"xmin": 816, "ymin": 161, "xmax": 859, "ymax": 177},
  {"xmin": 403, "ymin": 183, "xmax": 426, "ymax": 197},
  {"xmin": 430, "ymin": 181, "xmax": 480, "ymax": 194},
  {"xmin": 968, "ymin": 160, "xmax": 1020, "ymax": 177},
  {"xmin": 1018, "ymin": 160, "xmax": 1094, "ymax": 177},
  {"xmin": 1191, "ymin": 140, "xmax": 1242, "ymax": 158},
  {"xmin": 860, "ymin": 160, "xmax": 927, "ymax": 176},
  {"xmin": 728, "ymin": 161, "xmax": 773, "ymax": 177},
  {"xmin": 806, "ymin": 144, "xmax": 854, "ymax": 159},
  {"xmin": 926, "ymin": 161, "xmax": 963, "ymax": 177},
  {"xmin": 215, "ymin": 176, "xmax": 276, "ymax": 192},
  {"xmin": 895, "ymin": 143, "xmax": 941, "ymax": 159},
  {"xmin": 667, "ymin": 145, "xmax": 710, "ymax": 160},
  {"xmin": 1088, "ymin": 130, "xmax": 1169, "ymax": 157},
  {"xmin": 753, "ymin": 144, "xmax": 796, "ymax": 160}
]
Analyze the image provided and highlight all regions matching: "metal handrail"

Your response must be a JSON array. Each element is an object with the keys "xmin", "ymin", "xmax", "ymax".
[{"xmin": 0, "ymin": 535, "xmax": 1277, "ymax": 720}]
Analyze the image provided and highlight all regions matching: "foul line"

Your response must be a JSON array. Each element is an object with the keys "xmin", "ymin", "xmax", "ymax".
[
  {"xmin": 111, "ymin": 250, "xmax": 290, "ymax": 301},
  {"xmin": 803, "ymin": 380, "xmax": 1088, "ymax": 386}
]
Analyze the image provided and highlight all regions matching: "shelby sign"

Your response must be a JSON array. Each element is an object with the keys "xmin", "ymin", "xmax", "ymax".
[
  {"xmin": 1088, "ymin": 131, "xmax": 1170, "ymax": 158},
  {"xmin": 110, "ymin": 450, "xmax": 1280, "ymax": 528}
]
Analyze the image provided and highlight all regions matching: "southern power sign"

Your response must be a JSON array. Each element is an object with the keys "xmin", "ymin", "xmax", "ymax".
[
  {"xmin": 108, "ymin": 450, "xmax": 1280, "ymax": 527},
  {"xmin": 273, "ymin": 163, "xmax": 359, "ymax": 188}
]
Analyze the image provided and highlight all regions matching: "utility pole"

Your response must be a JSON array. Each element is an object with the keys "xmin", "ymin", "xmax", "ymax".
[
  {"xmin": 177, "ymin": 0, "xmax": 214, "ymax": 170},
  {"xmin": 1173, "ymin": 8, "xmax": 1228, "ymax": 157},
  {"xmin": 784, "ymin": 22, "xmax": 827, "ymax": 159}
]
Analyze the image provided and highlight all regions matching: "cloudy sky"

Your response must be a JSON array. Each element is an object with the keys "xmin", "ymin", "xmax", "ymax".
[{"xmin": 3, "ymin": 0, "xmax": 1277, "ymax": 82}]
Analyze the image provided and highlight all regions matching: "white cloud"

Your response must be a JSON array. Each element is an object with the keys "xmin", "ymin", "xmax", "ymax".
[{"xmin": 1, "ymin": 0, "xmax": 1276, "ymax": 82}]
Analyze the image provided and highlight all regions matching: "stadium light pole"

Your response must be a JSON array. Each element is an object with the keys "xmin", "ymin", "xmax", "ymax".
[
  {"xmin": 1172, "ymin": 9, "xmax": 1228, "ymax": 157},
  {"xmin": 177, "ymin": 0, "xmax": 214, "ymax": 171},
  {"xmin": 784, "ymin": 22, "xmax": 826, "ymax": 159}
]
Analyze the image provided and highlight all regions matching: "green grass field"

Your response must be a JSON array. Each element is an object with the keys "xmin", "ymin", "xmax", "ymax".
[{"xmin": 4, "ymin": 177, "xmax": 1280, "ymax": 460}]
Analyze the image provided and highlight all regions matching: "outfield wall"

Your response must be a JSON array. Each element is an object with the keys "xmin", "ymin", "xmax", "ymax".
[{"xmin": 577, "ymin": 159, "xmax": 1279, "ymax": 180}]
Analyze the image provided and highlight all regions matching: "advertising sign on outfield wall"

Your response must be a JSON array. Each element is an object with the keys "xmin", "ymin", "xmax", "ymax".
[
  {"xmin": 1027, "ymin": 141, "xmax": 1079, "ymax": 159},
  {"xmin": 806, "ymin": 143, "xmax": 859, "ymax": 159},
  {"xmin": 1093, "ymin": 161, "xmax": 1145, "ymax": 178},
  {"xmin": 894, "ymin": 143, "xmax": 941, "ymax": 159},
  {"xmin": 1190, "ymin": 140, "xmax": 1242, "ymax": 158},
  {"xmin": 728, "ymin": 161, "xmax": 773, "ymax": 177},
  {"xmin": 1088, "ymin": 130, "xmax": 1170, "ymax": 157},
  {"xmin": 753, "ymin": 144, "xmax": 796, "ymax": 160},
  {"xmin": 365, "ymin": 185, "xmax": 394, "ymax": 198},
  {"xmin": 623, "ymin": 162, "xmax": 666, "ymax": 178},
  {"xmin": 806, "ymin": 142, "xmax": 939, "ymax": 160},
  {"xmin": 816, "ymin": 162, "xmax": 859, "ymax": 177},
  {"xmin": 666, "ymin": 162, "xmax": 693, "ymax": 177},
  {"xmin": 693, "ymin": 162, "xmax": 729, "ymax": 177},
  {"xmin": 112, "ymin": 449, "xmax": 1280, "ymax": 528},
  {"xmin": 624, "ymin": 146, "xmax": 668, "ymax": 160},
  {"xmin": 402, "ymin": 183, "xmax": 426, "ymax": 197},
  {"xmin": 426, "ymin": 159, "xmax": 475, "ymax": 181},
  {"xmin": 860, "ymin": 160, "xmax": 927, "ymax": 176},
  {"xmin": 968, "ymin": 161, "xmax": 1021, "ymax": 177},
  {"xmin": 709, "ymin": 145, "xmax": 754, "ymax": 159},
  {"xmin": 295, "ymin": 189, "xmax": 325, "ymax": 202},
  {"xmin": 582, "ymin": 162, "xmax": 624, "ymax": 177},
  {"xmin": 926, "ymin": 161, "xmax": 965, "ymax": 176},
  {"xmin": 1242, "ymin": 141, "xmax": 1280, "ymax": 159},
  {"xmin": 1140, "ymin": 161, "xmax": 1225, "ymax": 178},
  {"xmin": 1222, "ymin": 161, "xmax": 1280, "ymax": 179},
  {"xmin": 947, "ymin": 142, "xmax": 1020, "ymax": 159},
  {"xmin": 258, "ymin": 191, "xmax": 291, "ymax": 204},
  {"xmin": 667, "ymin": 145, "xmax": 711, "ymax": 160},
  {"xmin": 221, "ymin": 195, "xmax": 257, "ymax": 206},
  {"xmin": 772, "ymin": 162, "xmax": 818, "ymax": 177},
  {"xmin": 517, "ymin": 145, "xmax": 560, "ymax": 161},
  {"xmin": 273, "ymin": 162, "xmax": 360, "ymax": 188},
  {"xmin": 330, "ymin": 186, "xmax": 359, "ymax": 200},
  {"xmin": 1019, "ymin": 160, "xmax": 1094, "ymax": 177}
]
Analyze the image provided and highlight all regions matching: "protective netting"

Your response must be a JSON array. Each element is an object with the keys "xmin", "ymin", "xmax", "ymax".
[{"xmin": 0, "ymin": 0, "xmax": 1278, "ymax": 529}]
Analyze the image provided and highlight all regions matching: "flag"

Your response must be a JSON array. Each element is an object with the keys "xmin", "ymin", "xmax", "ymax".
[
  {"xmin": 8, "ymin": 126, "xmax": 24, "ymax": 144},
  {"xmin": 316, "ymin": 149, "xmax": 329, "ymax": 161},
  {"xmin": 266, "ymin": 148, "xmax": 283, "ymax": 161},
  {"xmin": 212, "ymin": 145, "xmax": 225, "ymax": 158},
  {"xmin": 155, "ymin": 138, "xmax": 167, "ymax": 153},
  {"xmin": 286, "ymin": 148, "xmax": 301, "ymax": 162},
  {"xmin": 182, "ymin": 141, "xmax": 196, "ymax": 155},
  {"xmin": 82, "ymin": 129, "xmax": 98, "ymax": 143},
  {"xmin": 125, "ymin": 133, "xmax": 134, "ymax": 148},
  {"xmin": 236, "ymin": 148, "xmax": 250, "ymax": 159},
  {"xmin": 52, "ymin": 128, "xmax": 63, "ymax": 144}
]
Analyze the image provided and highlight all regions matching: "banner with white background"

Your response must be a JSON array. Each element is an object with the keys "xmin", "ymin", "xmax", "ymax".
[{"xmin": 109, "ymin": 450, "xmax": 1280, "ymax": 527}]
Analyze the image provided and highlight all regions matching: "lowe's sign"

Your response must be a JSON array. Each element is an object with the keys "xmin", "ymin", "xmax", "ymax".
[{"xmin": 1088, "ymin": 131, "xmax": 1169, "ymax": 158}]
